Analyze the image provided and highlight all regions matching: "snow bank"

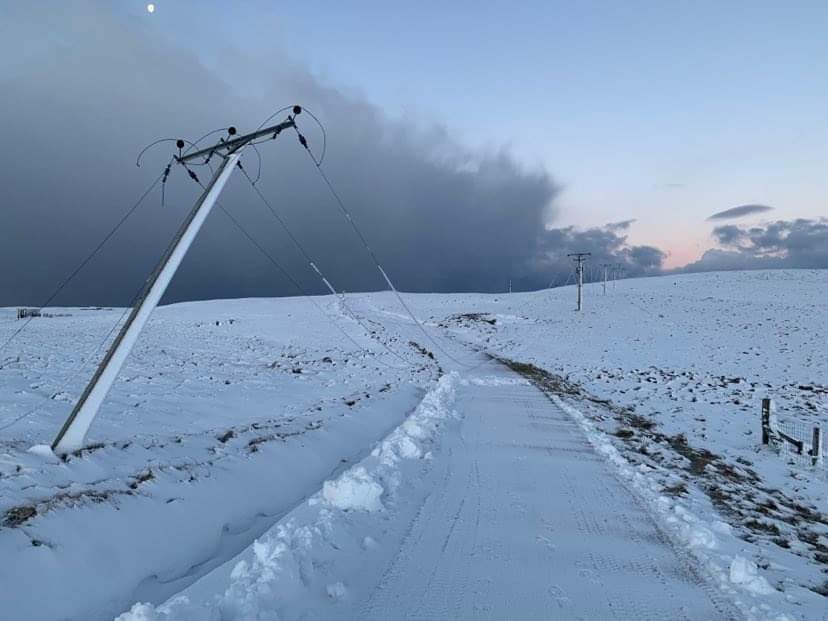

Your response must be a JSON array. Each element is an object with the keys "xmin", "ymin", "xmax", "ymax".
[
  {"xmin": 26, "ymin": 444, "xmax": 60, "ymax": 463},
  {"xmin": 322, "ymin": 466, "xmax": 383, "ymax": 512},
  {"xmin": 117, "ymin": 372, "xmax": 460, "ymax": 620},
  {"xmin": 730, "ymin": 556, "xmax": 776, "ymax": 596}
]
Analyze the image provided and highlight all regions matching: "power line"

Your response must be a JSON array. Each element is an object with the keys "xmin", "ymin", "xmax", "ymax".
[
  {"xmin": 165, "ymin": 136, "xmax": 420, "ymax": 371},
  {"xmin": 560, "ymin": 265, "xmax": 576, "ymax": 288},
  {"xmin": 292, "ymin": 122, "xmax": 477, "ymax": 368},
  {"xmin": 180, "ymin": 167, "xmax": 417, "ymax": 371},
  {"xmin": 0, "ymin": 282, "xmax": 144, "ymax": 432},
  {"xmin": 42, "ymin": 110, "xmax": 427, "ymax": 451},
  {"xmin": 235, "ymin": 163, "xmax": 418, "ymax": 367},
  {"xmin": 228, "ymin": 146, "xmax": 548, "ymax": 370},
  {"xmin": 214, "ymin": 202, "xmax": 413, "ymax": 370},
  {"xmin": 0, "ymin": 168, "xmax": 166, "ymax": 358}
]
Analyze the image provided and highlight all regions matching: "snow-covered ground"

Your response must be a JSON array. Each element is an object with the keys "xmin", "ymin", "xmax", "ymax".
[
  {"xmin": 0, "ymin": 297, "xmax": 440, "ymax": 619},
  {"xmin": 1, "ymin": 269, "xmax": 825, "ymax": 620}
]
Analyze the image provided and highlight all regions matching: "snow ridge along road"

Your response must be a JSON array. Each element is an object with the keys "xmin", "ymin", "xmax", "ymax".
[{"xmin": 122, "ymin": 361, "xmax": 740, "ymax": 620}]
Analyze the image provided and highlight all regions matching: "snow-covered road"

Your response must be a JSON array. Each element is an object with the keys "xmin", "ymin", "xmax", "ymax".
[{"xmin": 356, "ymin": 366, "xmax": 738, "ymax": 620}]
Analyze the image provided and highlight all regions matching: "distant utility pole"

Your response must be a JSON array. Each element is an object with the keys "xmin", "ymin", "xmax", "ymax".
[
  {"xmin": 601, "ymin": 263, "xmax": 611, "ymax": 296},
  {"xmin": 612, "ymin": 263, "xmax": 622, "ymax": 290},
  {"xmin": 508, "ymin": 279, "xmax": 512, "ymax": 294},
  {"xmin": 567, "ymin": 252, "xmax": 591, "ymax": 311}
]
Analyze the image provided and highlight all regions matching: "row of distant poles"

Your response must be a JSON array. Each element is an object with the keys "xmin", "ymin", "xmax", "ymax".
[
  {"xmin": 566, "ymin": 253, "xmax": 624, "ymax": 311},
  {"xmin": 504, "ymin": 254, "xmax": 624, "ymax": 311}
]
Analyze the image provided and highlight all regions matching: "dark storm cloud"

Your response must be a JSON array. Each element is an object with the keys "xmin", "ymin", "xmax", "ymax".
[
  {"xmin": 0, "ymin": 2, "xmax": 559, "ymax": 306},
  {"xmin": 528, "ymin": 221, "xmax": 666, "ymax": 288},
  {"xmin": 683, "ymin": 218, "xmax": 828, "ymax": 272},
  {"xmin": 707, "ymin": 204, "xmax": 773, "ymax": 221},
  {"xmin": 711, "ymin": 224, "xmax": 745, "ymax": 246}
]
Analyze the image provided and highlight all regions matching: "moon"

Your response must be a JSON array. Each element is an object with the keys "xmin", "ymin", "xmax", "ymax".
[{"xmin": 146, "ymin": 3, "xmax": 155, "ymax": 13}]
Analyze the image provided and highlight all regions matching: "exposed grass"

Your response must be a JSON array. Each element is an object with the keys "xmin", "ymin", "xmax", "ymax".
[
  {"xmin": 128, "ymin": 469, "xmax": 155, "ymax": 490},
  {"xmin": 663, "ymin": 482, "xmax": 688, "ymax": 497},
  {"xmin": 3, "ymin": 505, "xmax": 36, "ymax": 527}
]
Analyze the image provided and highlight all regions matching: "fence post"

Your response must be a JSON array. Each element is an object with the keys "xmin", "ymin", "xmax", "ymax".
[
  {"xmin": 761, "ymin": 398, "xmax": 772, "ymax": 445},
  {"xmin": 812, "ymin": 427, "xmax": 822, "ymax": 467}
]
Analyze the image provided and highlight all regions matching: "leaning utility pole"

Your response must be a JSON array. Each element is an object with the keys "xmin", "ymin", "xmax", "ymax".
[
  {"xmin": 52, "ymin": 111, "xmax": 301, "ymax": 454},
  {"xmin": 567, "ymin": 252, "xmax": 591, "ymax": 311}
]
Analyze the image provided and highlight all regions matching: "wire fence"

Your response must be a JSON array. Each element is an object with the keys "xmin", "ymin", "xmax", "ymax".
[{"xmin": 762, "ymin": 398, "xmax": 825, "ymax": 475}]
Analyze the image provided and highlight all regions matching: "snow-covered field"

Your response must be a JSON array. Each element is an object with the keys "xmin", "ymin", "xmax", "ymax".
[{"xmin": 1, "ymin": 270, "xmax": 825, "ymax": 620}]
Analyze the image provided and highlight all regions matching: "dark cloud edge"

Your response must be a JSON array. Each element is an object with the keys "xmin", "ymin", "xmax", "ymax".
[{"xmin": 707, "ymin": 204, "xmax": 774, "ymax": 221}]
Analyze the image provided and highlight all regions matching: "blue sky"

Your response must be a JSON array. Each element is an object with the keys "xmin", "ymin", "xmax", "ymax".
[{"xmin": 53, "ymin": 1, "xmax": 828, "ymax": 266}]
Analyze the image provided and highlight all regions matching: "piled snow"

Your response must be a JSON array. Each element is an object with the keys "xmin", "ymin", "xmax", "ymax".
[
  {"xmin": 730, "ymin": 557, "xmax": 776, "ymax": 596},
  {"xmin": 0, "ymin": 296, "xmax": 440, "ymax": 621},
  {"xmin": 322, "ymin": 466, "xmax": 383, "ymax": 512},
  {"xmin": 373, "ymin": 374, "xmax": 459, "ymax": 469},
  {"xmin": 326, "ymin": 581, "xmax": 347, "ymax": 600},
  {"xmin": 26, "ymin": 443, "xmax": 59, "ymax": 463},
  {"xmin": 117, "ymin": 372, "xmax": 459, "ymax": 620}
]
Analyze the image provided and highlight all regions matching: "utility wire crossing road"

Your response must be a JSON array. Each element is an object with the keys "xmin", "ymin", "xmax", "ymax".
[{"xmin": 354, "ymin": 366, "xmax": 740, "ymax": 620}]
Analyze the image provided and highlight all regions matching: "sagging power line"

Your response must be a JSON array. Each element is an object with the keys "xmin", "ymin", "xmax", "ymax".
[
  {"xmin": 235, "ymin": 162, "xmax": 418, "ymax": 368},
  {"xmin": 291, "ymin": 117, "xmax": 479, "ymax": 369},
  {"xmin": 48, "ymin": 104, "xmax": 454, "ymax": 454},
  {"xmin": 51, "ymin": 111, "xmax": 304, "ymax": 454},
  {"xmin": 22, "ymin": 99, "xmax": 532, "ymax": 451}
]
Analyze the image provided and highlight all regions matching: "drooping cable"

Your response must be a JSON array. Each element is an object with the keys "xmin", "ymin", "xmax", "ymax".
[
  {"xmin": 214, "ymin": 201, "xmax": 412, "ymax": 371},
  {"xmin": 247, "ymin": 143, "xmax": 263, "ymax": 185},
  {"xmin": 255, "ymin": 106, "xmax": 296, "ymax": 132},
  {"xmin": 181, "ymin": 128, "xmax": 232, "ymax": 156},
  {"xmin": 0, "ymin": 169, "xmax": 166, "ymax": 357},
  {"xmin": 182, "ymin": 168, "xmax": 414, "ymax": 370},
  {"xmin": 236, "ymin": 163, "xmax": 417, "ymax": 367},
  {"xmin": 136, "ymin": 138, "xmax": 197, "ymax": 168},
  {"xmin": 0, "ymin": 286, "xmax": 143, "ymax": 432},
  {"xmin": 290, "ymin": 120, "xmax": 477, "ymax": 368}
]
